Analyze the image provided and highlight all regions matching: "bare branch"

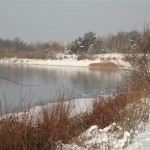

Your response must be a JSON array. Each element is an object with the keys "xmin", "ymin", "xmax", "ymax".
[{"xmin": 0, "ymin": 77, "xmax": 39, "ymax": 87}]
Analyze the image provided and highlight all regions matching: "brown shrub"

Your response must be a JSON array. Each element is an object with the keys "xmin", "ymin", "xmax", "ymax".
[
  {"xmin": 33, "ymin": 50, "xmax": 47, "ymax": 59},
  {"xmin": 77, "ymin": 53, "xmax": 88, "ymax": 60}
]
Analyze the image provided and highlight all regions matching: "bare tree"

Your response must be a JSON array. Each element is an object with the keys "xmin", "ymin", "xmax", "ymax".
[{"xmin": 124, "ymin": 25, "xmax": 150, "ymax": 88}]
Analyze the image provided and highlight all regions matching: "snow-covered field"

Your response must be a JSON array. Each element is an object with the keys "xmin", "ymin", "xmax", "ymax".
[{"xmin": 0, "ymin": 53, "xmax": 130, "ymax": 68}]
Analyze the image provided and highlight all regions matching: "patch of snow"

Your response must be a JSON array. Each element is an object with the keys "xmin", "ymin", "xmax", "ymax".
[
  {"xmin": 125, "ymin": 122, "xmax": 150, "ymax": 150},
  {"xmin": 62, "ymin": 123, "xmax": 132, "ymax": 150}
]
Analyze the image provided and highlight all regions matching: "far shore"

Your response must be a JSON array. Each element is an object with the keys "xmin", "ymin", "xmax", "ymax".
[{"xmin": 0, "ymin": 53, "xmax": 130, "ymax": 69}]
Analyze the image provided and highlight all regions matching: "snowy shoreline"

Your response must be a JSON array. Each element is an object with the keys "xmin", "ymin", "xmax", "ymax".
[{"xmin": 0, "ymin": 53, "xmax": 130, "ymax": 68}]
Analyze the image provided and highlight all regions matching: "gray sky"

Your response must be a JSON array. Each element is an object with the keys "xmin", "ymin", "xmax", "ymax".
[{"xmin": 0, "ymin": 0, "xmax": 150, "ymax": 43}]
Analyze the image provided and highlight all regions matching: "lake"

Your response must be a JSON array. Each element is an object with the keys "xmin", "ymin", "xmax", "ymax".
[{"xmin": 0, "ymin": 64, "xmax": 123, "ymax": 111}]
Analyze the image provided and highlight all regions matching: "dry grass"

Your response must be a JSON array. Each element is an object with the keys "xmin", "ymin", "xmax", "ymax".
[
  {"xmin": 0, "ymin": 84, "xmax": 149, "ymax": 150},
  {"xmin": 89, "ymin": 60, "xmax": 118, "ymax": 69}
]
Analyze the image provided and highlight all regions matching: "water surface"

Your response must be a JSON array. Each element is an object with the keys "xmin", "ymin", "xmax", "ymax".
[{"xmin": 0, "ymin": 64, "xmax": 123, "ymax": 110}]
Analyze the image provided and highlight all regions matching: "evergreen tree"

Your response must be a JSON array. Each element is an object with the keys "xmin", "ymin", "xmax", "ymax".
[
  {"xmin": 69, "ymin": 32, "xmax": 97, "ymax": 53},
  {"xmin": 82, "ymin": 32, "xmax": 97, "ymax": 51}
]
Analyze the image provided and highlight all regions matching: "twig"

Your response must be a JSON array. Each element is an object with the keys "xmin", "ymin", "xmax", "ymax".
[{"xmin": 0, "ymin": 77, "xmax": 39, "ymax": 87}]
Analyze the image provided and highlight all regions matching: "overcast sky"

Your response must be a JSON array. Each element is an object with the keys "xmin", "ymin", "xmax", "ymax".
[{"xmin": 0, "ymin": 0, "xmax": 150, "ymax": 43}]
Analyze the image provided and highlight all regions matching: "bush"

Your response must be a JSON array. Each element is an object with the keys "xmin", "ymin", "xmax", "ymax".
[{"xmin": 77, "ymin": 53, "xmax": 87, "ymax": 60}]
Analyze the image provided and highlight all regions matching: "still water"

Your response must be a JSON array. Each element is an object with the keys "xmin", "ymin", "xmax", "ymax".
[{"xmin": 0, "ymin": 64, "xmax": 123, "ymax": 109}]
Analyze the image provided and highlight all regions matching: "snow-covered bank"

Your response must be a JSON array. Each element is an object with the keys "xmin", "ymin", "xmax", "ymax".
[
  {"xmin": 0, "ymin": 53, "xmax": 130, "ymax": 68},
  {"xmin": 62, "ymin": 122, "xmax": 150, "ymax": 150},
  {"xmin": 0, "ymin": 98, "xmax": 94, "ymax": 122}
]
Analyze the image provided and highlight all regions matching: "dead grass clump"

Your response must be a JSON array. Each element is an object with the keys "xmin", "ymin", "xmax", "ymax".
[
  {"xmin": 83, "ymin": 91, "xmax": 129, "ymax": 128},
  {"xmin": 0, "ymin": 102, "xmax": 72, "ymax": 149},
  {"xmin": 89, "ymin": 60, "xmax": 118, "ymax": 69},
  {"xmin": 90, "ymin": 85, "xmax": 149, "ymax": 132}
]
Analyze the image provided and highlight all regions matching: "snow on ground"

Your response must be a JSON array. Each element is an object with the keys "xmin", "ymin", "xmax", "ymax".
[
  {"xmin": 125, "ymin": 122, "xmax": 150, "ymax": 150},
  {"xmin": 62, "ymin": 123, "xmax": 131, "ymax": 150},
  {"xmin": 62, "ymin": 122, "xmax": 150, "ymax": 150},
  {"xmin": 0, "ymin": 53, "xmax": 131, "ymax": 68}
]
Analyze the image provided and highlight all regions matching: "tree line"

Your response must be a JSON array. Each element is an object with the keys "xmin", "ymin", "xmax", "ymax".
[
  {"xmin": 68, "ymin": 30, "xmax": 142, "ymax": 54},
  {"xmin": 0, "ymin": 28, "xmax": 149, "ymax": 59},
  {"xmin": 0, "ymin": 38, "xmax": 64, "ymax": 59}
]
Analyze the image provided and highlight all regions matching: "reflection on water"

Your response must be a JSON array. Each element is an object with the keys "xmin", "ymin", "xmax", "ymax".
[{"xmin": 0, "ymin": 64, "xmax": 123, "ymax": 109}]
